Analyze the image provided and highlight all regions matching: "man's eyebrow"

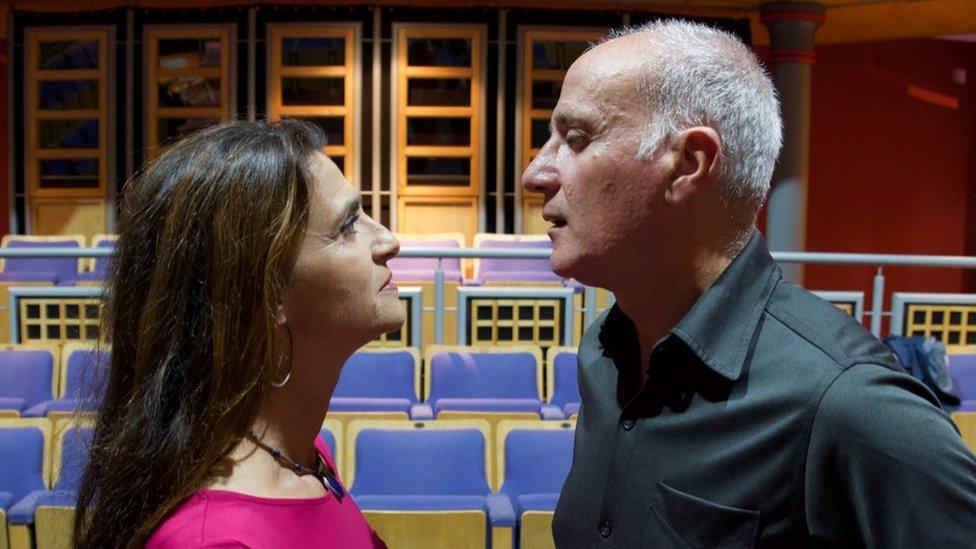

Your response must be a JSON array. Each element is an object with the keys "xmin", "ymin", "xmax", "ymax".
[{"xmin": 552, "ymin": 112, "xmax": 590, "ymax": 130}]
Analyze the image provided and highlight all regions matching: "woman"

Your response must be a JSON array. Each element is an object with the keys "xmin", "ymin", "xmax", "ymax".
[{"xmin": 74, "ymin": 120, "xmax": 401, "ymax": 548}]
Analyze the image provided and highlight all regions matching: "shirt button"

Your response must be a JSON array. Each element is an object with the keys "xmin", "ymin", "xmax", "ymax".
[
  {"xmin": 621, "ymin": 419, "xmax": 635, "ymax": 430},
  {"xmin": 599, "ymin": 520, "xmax": 612, "ymax": 538}
]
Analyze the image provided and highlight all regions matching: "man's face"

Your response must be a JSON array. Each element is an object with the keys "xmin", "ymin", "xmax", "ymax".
[{"xmin": 521, "ymin": 37, "xmax": 670, "ymax": 287}]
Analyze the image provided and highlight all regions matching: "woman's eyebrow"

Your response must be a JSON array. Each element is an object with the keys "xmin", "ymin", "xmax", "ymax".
[{"xmin": 341, "ymin": 196, "xmax": 360, "ymax": 219}]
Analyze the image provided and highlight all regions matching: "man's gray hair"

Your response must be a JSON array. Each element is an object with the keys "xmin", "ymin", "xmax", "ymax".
[{"xmin": 607, "ymin": 20, "xmax": 783, "ymax": 218}]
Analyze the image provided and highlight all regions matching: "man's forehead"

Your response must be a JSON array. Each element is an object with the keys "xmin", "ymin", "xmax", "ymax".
[{"xmin": 556, "ymin": 40, "xmax": 647, "ymax": 123}]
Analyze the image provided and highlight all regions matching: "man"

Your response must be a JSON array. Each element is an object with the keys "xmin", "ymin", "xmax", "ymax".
[{"xmin": 522, "ymin": 20, "xmax": 976, "ymax": 547}]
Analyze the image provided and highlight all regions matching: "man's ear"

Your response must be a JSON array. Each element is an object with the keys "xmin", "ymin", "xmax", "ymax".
[{"xmin": 665, "ymin": 127, "xmax": 722, "ymax": 205}]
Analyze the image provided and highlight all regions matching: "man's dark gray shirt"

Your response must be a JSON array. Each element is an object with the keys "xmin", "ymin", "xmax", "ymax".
[{"xmin": 553, "ymin": 232, "xmax": 976, "ymax": 547}]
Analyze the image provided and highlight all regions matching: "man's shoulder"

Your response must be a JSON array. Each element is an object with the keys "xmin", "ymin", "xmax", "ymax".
[{"xmin": 763, "ymin": 280, "xmax": 899, "ymax": 373}]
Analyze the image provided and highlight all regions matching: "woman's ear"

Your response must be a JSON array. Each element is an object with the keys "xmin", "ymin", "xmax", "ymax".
[{"xmin": 276, "ymin": 305, "xmax": 288, "ymax": 328}]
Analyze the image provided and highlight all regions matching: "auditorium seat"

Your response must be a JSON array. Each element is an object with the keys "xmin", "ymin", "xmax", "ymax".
[
  {"xmin": 389, "ymin": 233, "xmax": 464, "ymax": 283},
  {"xmin": 0, "ymin": 418, "xmax": 52, "ymax": 549},
  {"xmin": 0, "ymin": 346, "xmax": 59, "ymax": 417},
  {"xmin": 28, "ymin": 422, "xmax": 94, "ymax": 549},
  {"xmin": 496, "ymin": 420, "xmax": 575, "ymax": 549},
  {"xmin": 24, "ymin": 344, "xmax": 108, "ymax": 418},
  {"xmin": 347, "ymin": 419, "xmax": 514, "ymax": 548},
  {"xmin": 326, "ymin": 348, "xmax": 424, "ymax": 449},
  {"xmin": 471, "ymin": 234, "xmax": 563, "ymax": 286},
  {"xmin": 76, "ymin": 234, "xmax": 117, "ymax": 284},
  {"xmin": 320, "ymin": 418, "xmax": 343, "ymax": 478},
  {"xmin": 422, "ymin": 345, "xmax": 544, "ymax": 420},
  {"xmin": 544, "ymin": 347, "xmax": 581, "ymax": 420},
  {"xmin": 329, "ymin": 348, "xmax": 422, "ymax": 417},
  {"xmin": 948, "ymin": 354, "xmax": 976, "ymax": 411},
  {"xmin": 0, "ymin": 235, "xmax": 86, "ymax": 286}
]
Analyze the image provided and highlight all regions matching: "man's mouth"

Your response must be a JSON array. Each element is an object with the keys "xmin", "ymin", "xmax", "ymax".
[{"xmin": 543, "ymin": 212, "xmax": 567, "ymax": 228}]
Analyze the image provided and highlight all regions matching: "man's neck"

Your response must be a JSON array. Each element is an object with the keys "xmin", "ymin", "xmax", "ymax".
[{"xmin": 614, "ymin": 250, "xmax": 733, "ymax": 377}]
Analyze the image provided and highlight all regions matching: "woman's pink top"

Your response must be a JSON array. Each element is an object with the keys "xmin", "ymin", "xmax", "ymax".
[{"xmin": 146, "ymin": 436, "xmax": 386, "ymax": 548}]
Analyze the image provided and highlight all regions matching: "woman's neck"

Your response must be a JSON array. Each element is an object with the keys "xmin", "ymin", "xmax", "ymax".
[{"xmin": 209, "ymin": 344, "xmax": 351, "ymax": 498}]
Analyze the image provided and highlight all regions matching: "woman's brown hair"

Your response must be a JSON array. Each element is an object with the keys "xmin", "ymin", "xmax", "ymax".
[{"xmin": 73, "ymin": 119, "xmax": 327, "ymax": 548}]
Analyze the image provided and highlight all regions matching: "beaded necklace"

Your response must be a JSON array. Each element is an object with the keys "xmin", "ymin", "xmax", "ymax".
[{"xmin": 245, "ymin": 430, "xmax": 346, "ymax": 499}]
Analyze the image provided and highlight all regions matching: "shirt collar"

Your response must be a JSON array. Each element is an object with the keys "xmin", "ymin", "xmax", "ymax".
[{"xmin": 599, "ymin": 230, "xmax": 781, "ymax": 381}]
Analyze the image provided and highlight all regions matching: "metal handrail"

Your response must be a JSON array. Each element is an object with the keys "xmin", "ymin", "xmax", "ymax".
[{"xmin": 1, "ymin": 246, "xmax": 974, "ymax": 339}]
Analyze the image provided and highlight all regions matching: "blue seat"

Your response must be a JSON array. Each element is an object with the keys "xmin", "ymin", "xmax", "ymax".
[
  {"xmin": 497, "ymin": 421, "xmax": 575, "ymax": 548},
  {"xmin": 0, "ymin": 237, "xmax": 85, "ymax": 286},
  {"xmin": 0, "ymin": 421, "xmax": 50, "ymax": 542},
  {"xmin": 349, "ymin": 420, "xmax": 514, "ymax": 548},
  {"xmin": 329, "ymin": 349, "xmax": 421, "ymax": 417},
  {"xmin": 319, "ymin": 428, "xmax": 337, "ymax": 457},
  {"xmin": 22, "ymin": 425, "xmax": 95, "ymax": 545},
  {"xmin": 389, "ymin": 235, "xmax": 464, "ymax": 283},
  {"xmin": 949, "ymin": 354, "xmax": 976, "ymax": 411},
  {"xmin": 76, "ymin": 236, "xmax": 117, "ymax": 283},
  {"xmin": 545, "ymin": 348, "xmax": 581, "ymax": 419},
  {"xmin": 423, "ymin": 347, "xmax": 544, "ymax": 418},
  {"xmin": 319, "ymin": 418, "xmax": 344, "ymax": 479},
  {"xmin": 0, "ymin": 348, "xmax": 57, "ymax": 416},
  {"xmin": 472, "ymin": 235, "xmax": 563, "ymax": 285},
  {"xmin": 499, "ymin": 425, "xmax": 574, "ymax": 515},
  {"xmin": 25, "ymin": 346, "xmax": 109, "ymax": 417}
]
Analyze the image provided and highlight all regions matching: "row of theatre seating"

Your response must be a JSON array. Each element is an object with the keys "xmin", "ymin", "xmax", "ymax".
[
  {"xmin": 0, "ymin": 344, "xmax": 583, "ymax": 421},
  {"xmin": 1, "ymin": 416, "xmax": 574, "ymax": 549},
  {"xmin": 0, "ymin": 344, "xmax": 585, "ymax": 547},
  {"xmin": 0, "ymin": 232, "xmax": 569, "ymax": 287}
]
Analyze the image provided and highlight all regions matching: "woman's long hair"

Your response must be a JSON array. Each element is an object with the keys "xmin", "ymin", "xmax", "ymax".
[{"xmin": 73, "ymin": 120, "xmax": 327, "ymax": 548}]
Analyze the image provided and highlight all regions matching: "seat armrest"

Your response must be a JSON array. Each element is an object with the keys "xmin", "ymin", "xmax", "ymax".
[
  {"xmin": 409, "ymin": 403, "xmax": 434, "ymax": 420},
  {"xmin": 0, "ymin": 491, "xmax": 14, "ymax": 511},
  {"xmin": 7, "ymin": 490, "xmax": 44, "ymax": 525},
  {"xmin": 541, "ymin": 404, "xmax": 566, "ymax": 420},
  {"xmin": 486, "ymin": 493, "xmax": 517, "ymax": 527}
]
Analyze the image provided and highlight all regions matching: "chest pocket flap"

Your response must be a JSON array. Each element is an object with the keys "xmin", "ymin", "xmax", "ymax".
[{"xmin": 647, "ymin": 482, "xmax": 760, "ymax": 548}]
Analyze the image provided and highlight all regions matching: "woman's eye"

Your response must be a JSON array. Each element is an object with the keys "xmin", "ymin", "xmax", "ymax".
[{"xmin": 341, "ymin": 215, "xmax": 359, "ymax": 234}]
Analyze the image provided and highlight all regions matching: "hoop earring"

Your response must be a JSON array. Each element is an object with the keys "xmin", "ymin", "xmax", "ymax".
[{"xmin": 271, "ymin": 325, "xmax": 293, "ymax": 388}]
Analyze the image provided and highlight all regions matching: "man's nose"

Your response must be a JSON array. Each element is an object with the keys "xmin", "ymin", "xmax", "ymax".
[{"xmin": 521, "ymin": 140, "xmax": 559, "ymax": 196}]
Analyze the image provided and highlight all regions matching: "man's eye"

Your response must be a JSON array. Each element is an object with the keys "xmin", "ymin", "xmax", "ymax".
[
  {"xmin": 565, "ymin": 130, "xmax": 589, "ymax": 150},
  {"xmin": 341, "ymin": 215, "xmax": 359, "ymax": 234}
]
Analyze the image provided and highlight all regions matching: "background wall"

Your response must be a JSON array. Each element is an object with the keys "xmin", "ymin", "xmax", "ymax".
[
  {"xmin": 794, "ymin": 38, "xmax": 976, "ymax": 322},
  {"xmin": 755, "ymin": 36, "xmax": 975, "ymax": 333}
]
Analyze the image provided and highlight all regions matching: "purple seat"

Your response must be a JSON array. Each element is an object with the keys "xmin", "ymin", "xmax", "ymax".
[
  {"xmin": 426, "ymin": 350, "xmax": 543, "ymax": 417},
  {"xmin": 949, "ymin": 354, "xmax": 976, "ymax": 409},
  {"xmin": 9, "ymin": 426, "xmax": 93, "ymax": 526},
  {"xmin": 329, "ymin": 350, "xmax": 419, "ymax": 416},
  {"xmin": 499, "ymin": 426, "xmax": 575, "ymax": 515},
  {"xmin": 547, "ymin": 351, "xmax": 581, "ymax": 418},
  {"xmin": 351, "ymin": 427, "xmax": 515, "ymax": 530},
  {"xmin": 475, "ymin": 239, "xmax": 563, "ymax": 285},
  {"xmin": 24, "ymin": 348, "xmax": 109, "ymax": 417},
  {"xmin": 0, "ymin": 239, "xmax": 83, "ymax": 286},
  {"xmin": 0, "ymin": 350, "xmax": 55, "ymax": 415},
  {"xmin": 390, "ymin": 239, "xmax": 463, "ymax": 283},
  {"xmin": 76, "ymin": 238, "xmax": 116, "ymax": 283},
  {"xmin": 0, "ymin": 426, "xmax": 47, "ymax": 526}
]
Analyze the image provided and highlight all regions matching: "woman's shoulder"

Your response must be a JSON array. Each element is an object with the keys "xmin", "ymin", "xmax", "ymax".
[{"xmin": 145, "ymin": 490, "xmax": 312, "ymax": 549}]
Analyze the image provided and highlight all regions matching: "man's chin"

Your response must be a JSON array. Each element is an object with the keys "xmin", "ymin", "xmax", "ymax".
[{"xmin": 549, "ymin": 253, "xmax": 585, "ymax": 282}]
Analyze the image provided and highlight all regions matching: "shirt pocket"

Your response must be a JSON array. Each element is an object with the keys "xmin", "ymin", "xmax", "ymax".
[{"xmin": 643, "ymin": 481, "xmax": 760, "ymax": 549}]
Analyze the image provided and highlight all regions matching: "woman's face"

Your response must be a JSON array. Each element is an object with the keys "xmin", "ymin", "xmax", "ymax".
[{"xmin": 282, "ymin": 152, "xmax": 403, "ymax": 347}]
